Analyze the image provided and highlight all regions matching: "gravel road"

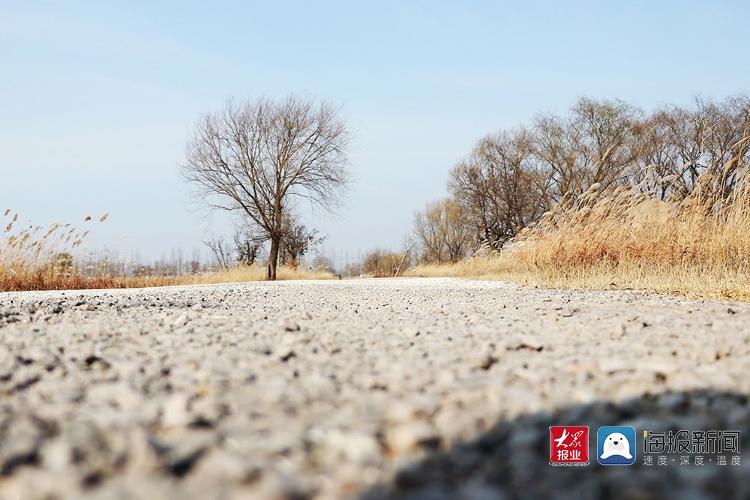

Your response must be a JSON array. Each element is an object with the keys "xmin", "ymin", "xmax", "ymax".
[{"xmin": 1, "ymin": 278, "xmax": 749, "ymax": 499}]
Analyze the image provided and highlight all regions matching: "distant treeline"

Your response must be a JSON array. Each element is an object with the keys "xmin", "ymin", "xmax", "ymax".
[{"xmin": 411, "ymin": 95, "xmax": 750, "ymax": 263}]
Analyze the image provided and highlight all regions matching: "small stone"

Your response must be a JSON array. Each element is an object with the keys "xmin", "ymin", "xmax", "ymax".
[
  {"xmin": 322, "ymin": 430, "xmax": 381, "ymax": 466},
  {"xmin": 385, "ymin": 421, "xmax": 440, "ymax": 455},
  {"xmin": 150, "ymin": 431, "xmax": 214, "ymax": 478},
  {"xmin": 282, "ymin": 321, "xmax": 301, "ymax": 332},
  {"xmin": 88, "ymin": 382, "xmax": 142, "ymax": 410},
  {"xmin": 188, "ymin": 448, "xmax": 248, "ymax": 482},
  {"xmin": 40, "ymin": 438, "xmax": 70, "ymax": 472},
  {"xmin": 161, "ymin": 393, "xmax": 191, "ymax": 428},
  {"xmin": 279, "ymin": 350, "xmax": 296, "ymax": 362},
  {"xmin": 511, "ymin": 337, "xmax": 544, "ymax": 352},
  {"xmin": 173, "ymin": 312, "xmax": 190, "ymax": 327},
  {"xmin": 190, "ymin": 398, "xmax": 229, "ymax": 428},
  {"xmin": 478, "ymin": 351, "xmax": 498, "ymax": 370},
  {"xmin": 0, "ymin": 418, "xmax": 44, "ymax": 475}
]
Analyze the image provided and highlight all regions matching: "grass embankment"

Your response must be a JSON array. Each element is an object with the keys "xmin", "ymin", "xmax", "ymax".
[{"xmin": 408, "ymin": 175, "xmax": 750, "ymax": 301}]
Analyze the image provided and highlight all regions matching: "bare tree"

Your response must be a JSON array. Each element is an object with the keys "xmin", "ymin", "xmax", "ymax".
[
  {"xmin": 183, "ymin": 96, "xmax": 351, "ymax": 280},
  {"xmin": 449, "ymin": 130, "xmax": 549, "ymax": 249},
  {"xmin": 343, "ymin": 261, "xmax": 363, "ymax": 277},
  {"xmin": 311, "ymin": 254, "xmax": 336, "ymax": 274},
  {"xmin": 633, "ymin": 96, "xmax": 750, "ymax": 201},
  {"xmin": 233, "ymin": 228, "xmax": 264, "ymax": 266},
  {"xmin": 413, "ymin": 198, "xmax": 474, "ymax": 263},
  {"xmin": 533, "ymin": 97, "xmax": 640, "ymax": 201},
  {"xmin": 278, "ymin": 215, "xmax": 325, "ymax": 269},
  {"xmin": 438, "ymin": 94, "xmax": 749, "ymax": 257},
  {"xmin": 204, "ymin": 237, "xmax": 232, "ymax": 271}
]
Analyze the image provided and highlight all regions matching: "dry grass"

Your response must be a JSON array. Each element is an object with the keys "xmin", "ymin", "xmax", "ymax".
[
  {"xmin": 0, "ymin": 266, "xmax": 335, "ymax": 292},
  {"xmin": 0, "ymin": 273, "xmax": 184, "ymax": 292},
  {"xmin": 408, "ymin": 257, "xmax": 750, "ymax": 300},
  {"xmin": 409, "ymin": 162, "xmax": 750, "ymax": 300},
  {"xmin": 1, "ymin": 210, "xmax": 335, "ymax": 292},
  {"xmin": 187, "ymin": 265, "xmax": 336, "ymax": 285},
  {"xmin": 0, "ymin": 211, "xmax": 98, "ymax": 291}
]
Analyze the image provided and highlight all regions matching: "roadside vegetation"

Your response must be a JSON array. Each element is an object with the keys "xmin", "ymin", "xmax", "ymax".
[
  {"xmin": 0, "ymin": 210, "xmax": 334, "ymax": 292},
  {"xmin": 6, "ymin": 94, "xmax": 750, "ymax": 297},
  {"xmin": 2, "ymin": 95, "xmax": 348, "ymax": 292},
  {"xmin": 407, "ymin": 95, "xmax": 750, "ymax": 299}
]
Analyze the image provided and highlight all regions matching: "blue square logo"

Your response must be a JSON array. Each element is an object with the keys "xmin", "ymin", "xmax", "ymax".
[{"xmin": 597, "ymin": 426, "xmax": 636, "ymax": 465}]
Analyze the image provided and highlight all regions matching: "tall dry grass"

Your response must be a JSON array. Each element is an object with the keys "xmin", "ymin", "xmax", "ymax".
[
  {"xmin": 0, "ymin": 210, "xmax": 186, "ymax": 291},
  {"xmin": 409, "ymin": 153, "xmax": 750, "ymax": 300},
  {"xmin": 0, "ymin": 210, "xmax": 99, "ymax": 291}
]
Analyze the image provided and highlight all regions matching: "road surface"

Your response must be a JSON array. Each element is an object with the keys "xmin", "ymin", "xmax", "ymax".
[{"xmin": 1, "ymin": 278, "xmax": 749, "ymax": 499}]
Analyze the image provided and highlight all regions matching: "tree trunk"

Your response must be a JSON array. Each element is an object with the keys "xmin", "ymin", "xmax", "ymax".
[{"xmin": 267, "ymin": 235, "xmax": 280, "ymax": 280}]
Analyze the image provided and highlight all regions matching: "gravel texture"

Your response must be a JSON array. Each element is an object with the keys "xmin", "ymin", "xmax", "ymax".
[{"xmin": 0, "ymin": 277, "xmax": 749, "ymax": 499}]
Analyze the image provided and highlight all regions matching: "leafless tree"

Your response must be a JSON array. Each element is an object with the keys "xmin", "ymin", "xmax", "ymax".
[
  {"xmin": 183, "ymin": 96, "xmax": 351, "ymax": 280},
  {"xmin": 233, "ymin": 228, "xmax": 264, "ymax": 266},
  {"xmin": 533, "ymin": 97, "xmax": 641, "ymax": 201},
  {"xmin": 449, "ymin": 129, "xmax": 549, "ymax": 249},
  {"xmin": 204, "ymin": 237, "xmax": 232, "ymax": 271},
  {"xmin": 343, "ymin": 261, "xmax": 363, "ymax": 277},
  {"xmin": 413, "ymin": 198, "xmax": 474, "ymax": 263},
  {"xmin": 311, "ymin": 254, "xmax": 335, "ymax": 273},
  {"xmin": 633, "ymin": 96, "xmax": 750, "ymax": 201},
  {"xmin": 278, "ymin": 215, "xmax": 325, "ymax": 269},
  {"xmin": 439, "ymin": 94, "xmax": 749, "ymax": 258},
  {"xmin": 688, "ymin": 96, "xmax": 750, "ymax": 201}
]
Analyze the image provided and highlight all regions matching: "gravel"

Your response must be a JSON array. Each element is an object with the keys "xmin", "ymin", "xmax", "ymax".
[{"xmin": 0, "ymin": 278, "xmax": 749, "ymax": 499}]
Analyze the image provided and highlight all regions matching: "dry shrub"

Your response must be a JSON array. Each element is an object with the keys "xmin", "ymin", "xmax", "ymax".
[{"xmin": 361, "ymin": 249, "xmax": 410, "ymax": 277}]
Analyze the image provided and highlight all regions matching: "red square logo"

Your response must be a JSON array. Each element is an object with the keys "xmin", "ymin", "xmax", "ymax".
[{"xmin": 549, "ymin": 426, "xmax": 589, "ymax": 464}]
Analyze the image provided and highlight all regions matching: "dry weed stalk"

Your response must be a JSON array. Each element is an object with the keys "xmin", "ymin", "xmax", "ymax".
[{"xmin": 0, "ymin": 211, "xmax": 94, "ymax": 291}]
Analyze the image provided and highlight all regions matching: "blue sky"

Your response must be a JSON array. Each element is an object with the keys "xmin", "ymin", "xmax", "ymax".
[{"xmin": 2, "ymin": 1, "xmax": 748, "ymax": 265}]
